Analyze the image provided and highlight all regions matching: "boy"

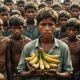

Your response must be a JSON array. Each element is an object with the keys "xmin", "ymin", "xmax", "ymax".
[
  {"xmin": 6, "ymin": 15, "xmax": 31, "ymax": 80},
  {"xmin": 61, "ymin": 18, "xmax": 80, "ymax": 80},
  {"xmin": 0, "ymin": 18, "xmax": 10, "ymax": 79},
  {"xmin": 17, "ymin": 7, "xmax": 73, "ymax": 80},
  {"xmin": 23, "ymin": 2, "xmax": 39, "ymax": 40},
  {"xmin": 70, "ymin": 3, "xmax": 80, "ymax": 19},
  {"xmin": 54, "ymin": 10, "xmax": 71, "ymax": 39}
]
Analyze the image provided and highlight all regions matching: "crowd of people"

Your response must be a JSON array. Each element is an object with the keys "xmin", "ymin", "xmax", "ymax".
[{"xmin": 0, "ymin": 0, "xmax": 80, "ymax": 80}]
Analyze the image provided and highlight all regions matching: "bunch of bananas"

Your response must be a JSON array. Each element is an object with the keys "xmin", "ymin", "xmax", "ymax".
[{"xmin": 25, "ymin": 50, "xmax": 60, "ymax": 70}]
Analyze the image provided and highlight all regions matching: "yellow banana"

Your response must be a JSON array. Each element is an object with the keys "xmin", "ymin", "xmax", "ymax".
[
  {"xmin": 39, "ymin": 53, "xmax": 44, "ymax": 70},
  {"xmin": 25, "ymin": 53, "xmax": 36, "ymax": 61},
  {"xmin": 44, "ymin": 60, "xmax": 50, "ymax": 69},
  {"xmin": 43, "ymin": 53, "xmax": 60, "ymax": 64},
  {"xmin": 32, "ymin": 61, "xmax": 39, "ymax": 69},
  {"xmin": 29, "ymin": 55, "xmax": 38, "ymax": 65},
  {"xmin": 43, "ymin": 52, "xmax": 60, "ymax": 59},
  {"xmin": 49, "ymin": 63, "xmax": 58, "ymax": 68}
]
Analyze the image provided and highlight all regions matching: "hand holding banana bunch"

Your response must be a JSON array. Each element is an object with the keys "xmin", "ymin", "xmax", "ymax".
[{"xmin": 25, "ymin": 49, "xmax": 60, "ymax": 71}]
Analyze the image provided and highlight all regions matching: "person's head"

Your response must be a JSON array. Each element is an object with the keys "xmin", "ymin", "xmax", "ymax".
[
  {"xmin": 0, "ymin": 5, "xmax": 10, "ymax": 22},
  {"xmin": 63, "ymin": 0, "xmax": 72, "ymax": 11},
  {"xmin": 70, "ymin": 3, "xmax": 80, "ymax": 19},
  {"xmin": 58, "ymin": 10, "xmax": 71, "ymax": 27},
  {"xmin": 38, "ymin": 2, "xmax": 47, "ymax": 10},
  {"xmin": 9, "ymin": 15, "xmax": 24, "ymax": 37},
  {"xmin": 66, "ymin": 18, "xmax": 80, "ymax": 38},
  {"xmin": 0, "ymin": 18, "xmax": 4, "ymax": 34},
  {"xmin": 4, "ymin": 0, "xmax": 14, "ymax": 11},
  {"xmin": 36, "ymin": 7, "xmax": 58, "ymax": 38},
  {"xmin": 52, "ymin": 3, "xmax": 62, "ymax": 13},
  {"xmin": 24, "ymin": 2, "xmax": 37, "ymax": 20},
  {"xmin": 10, "ymin": 9, "xmax": 21, "ymax": 16},
  {"xmin": 16, "ymin": 0, "xmax": 25, "ymax": 18},
  {"xmin": 45, "ymin": 0, "xmax": 53, "ymax": 7}
]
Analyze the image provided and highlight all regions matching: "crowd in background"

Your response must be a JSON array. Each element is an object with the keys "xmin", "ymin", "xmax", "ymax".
[{"xmin": 0, "ymin": 0, "xmax": 80, "ymax": 80}]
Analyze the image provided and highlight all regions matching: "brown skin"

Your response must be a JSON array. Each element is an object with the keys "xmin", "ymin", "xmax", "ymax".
[
  {"xmin": 6, "ymin": 26, "xmax": 31, "ymax": 80},
  {"xmin": 62, "ymin": 27, "xmax": 80, "ymax": 72},
  {"xmin": 0, "ymin": 24, "xmax": 10, "ymax": 73},
  {"xmin": 20, "ymin": 18, "xmax": 72, "ymax": 79}
]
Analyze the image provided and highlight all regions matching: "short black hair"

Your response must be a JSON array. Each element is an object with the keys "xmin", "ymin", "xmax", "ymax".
[
  {"xmin": 58, "ymin": 10, "xmax": 71, "ymax": 20},
  {"xmin": 4, "ymin": 0, "xmax": 13, "ymax": 4},
  {"xmin": 0, "ymin": 5, "xmax": 9, "ymax": 13},
  {"xmin": 9, "ymin": 15, "xmax": 24, "ymax": 27},
  {"xmin": 17, "ymin": 0, "xmax": 25, "ymax": 5},
  {"xmin": 36, "ymin": 7, "xmax": 58, "ymax": 25},
  {"xmin": 70, "ymin": 3, "xmax": 80, "ymax": 10},
  {"xmin": 66, "ymin": 18, "xmax": 80, "ymax": 30},
  {"xmin": 24, "ymin": 2, "xmax": 37, "ymax": 11},
  {"xmin": 52, "ymin": 3, "xmax": 62, "ymax": 9}
]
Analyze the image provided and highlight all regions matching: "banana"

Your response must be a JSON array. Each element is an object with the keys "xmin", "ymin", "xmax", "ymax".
[
  {"xmin": 27, "ymin": 63, "xmax": 34, "ymax": 71},
  {"xmin": 44, "ymin": 60, "xmax": 50, "ymax": 69},
  {"xmin": 25, "ymin": 53, "xmax": 36, "ymax": 61},
  {"xmin": 39, "ymin": 53, "xmax": 44, "ymax": 70},
  {"xmin": 29, "ymin": 55, "xmax": 38, "ymax": 65},
  {"xmin": 43, "ymin": 52, "xmax": 60, "ymax": 59},
  {"xmin": 43, "ymin": 53, "xmax": 60, "ymax": 64},
  {"xmin": 49, "ymin": 63, "xmax": 58, "ymax": 68},
  {"xmin": 32, "ymin": 62, "xmax": 39, "ymax": 69}
]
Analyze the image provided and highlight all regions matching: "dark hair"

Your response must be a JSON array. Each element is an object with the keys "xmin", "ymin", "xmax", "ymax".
[
  {"xmin": 9, "ymin": 15, "xmax": 24, "ymax": 27},
  {"xmin": 70, "ymin": 3, "xmax": 80, "ymax": 10},
  {"xmin": 36, "ymin": 7, "xmax": 58, "ymax": 25},
  {"xmin": 24, "ymin": 2, "xmax": 37, "ymax": 11},
  {"xmin": 17, "ymin": 0, "xmax": 25, "ymax": 5},
  {"xmin": 45, "ymin": 0, "xmax": 53, "ymax": 3},
  {"xmin": 0, "ymin": 5, "xmax": 9, "ymax": 13},
  {"xmin": 38, "ymin": 2, "xmax": 47, "ymax": 9},
  {"xmin": 63, "ymin": 0, "xmax": 72, "ymax": 3},
  {"xmin": 52, "ymin": 3, "xmax": 62, "ymax": 9},
  {"xmin": 66, "ymin": 18, "xmax": 80, "ymax": 30},
  {"xmin": 4, "ymin": 0, "xmax": 13, "ymax": 4},
  {"xmin": 58, "ymin": 10, "xmax": 71, "ymax": 20},
  {"xmin": 10, "ymin": 10, "xmax": 21, "ymax": 16}
]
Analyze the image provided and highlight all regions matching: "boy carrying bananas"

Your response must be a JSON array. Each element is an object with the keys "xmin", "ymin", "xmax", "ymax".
[{"xmin": 17, "ymin": 7, "xmax": 73, "ymax": 80}]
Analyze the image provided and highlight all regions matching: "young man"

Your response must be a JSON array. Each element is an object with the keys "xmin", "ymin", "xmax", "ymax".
[
  {"xmin": 54, "ymin": 10, "xmax": 71, "ymax": 39},
  {"xmin": 45, "ymin": 0, "xmax": 53, "ymax": 7},
  {"xmin": 61, "ymin": 18, "xmax": 80, "ymax": 80},
  {"xmin": 0, "ymin": 5, "xmax": 11, "ymax": 37},
  {"xmin": 6, "ymin": 15, "xmax": 31, "ymax": 80},
  {"xmin": 63, "ymin": 0, "xmax": 72, "ymax": 12},
  {"xmin": 70, "ymin": 3, "xmax": 80, "ymax": 19},
  {"xmin": 0, "ymin": 18, "xmax": 10, "ymax": 78},
  {"xmin": 17, "ymin": 7, "xmax": 73, "ymax": 80},
  {"xmin": 23, "ymin": 2, "xmax": 39, "ymax": 40}
]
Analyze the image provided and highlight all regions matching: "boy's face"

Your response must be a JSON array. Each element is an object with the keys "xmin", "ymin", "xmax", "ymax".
[
  {"xmin": 58, "ymin": 17, "xmax": 69, "ymax": 27},
  {"xmin": 53, "ymin": 6, "xmax": 61, "ymax": 13},
  {"xmin": 25, "ymin": 8, "xmax": 36, "ymax": 20},
  {"xmin": 5, "ymin": 2, "xmax": 14, "ymax": 10},
  {"xmin": 70, "ymin": 8, "xmax": 80, "ymax": 18},
  {"xmin": 46, "ymin": 1, "xmax": 53, "ymax": 7},
  {"xmin": 0, "ymin": 12, "xmax": 9, "ymax": 22},
  {"xmin": 11, "ymin": 25, "xmax": 23, "ymax": 37},
  {"xmin": 64, "ymin": 1, "xmax": 71, "ymax": 11},
  {"xmin": 38, "ymin": 18, "xmax": 56, "ymax": 38},
  {"xmin": 66, "ymin": 27, "xmax": 78, "ymax": 38}
]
